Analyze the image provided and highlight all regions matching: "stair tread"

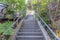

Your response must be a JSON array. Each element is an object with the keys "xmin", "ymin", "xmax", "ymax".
[
  {"xmin": 16, "ymin": 36, "xmax": 44, "ymax": 38},
  {"xmin": 19, "ymin": 29, "xmax": 41, "ymax": 31},
  {"xmin": 16, "ymin": 37, "xmax": 45, "ymax": 40},
  {"xmin": 17, "ymin": 32, "xmax": 42, "ymax": 34}
]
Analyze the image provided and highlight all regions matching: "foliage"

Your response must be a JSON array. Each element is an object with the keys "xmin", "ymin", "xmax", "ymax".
[
  {"xmin": 31, "ymin": 0, "xmax": 38, "ymax": 5},
  {"xmin": 5, "ymin": 8, "xmax": 15, "ymax": 19},
  {"xmin": 0, "ymin": 0, "xmax": 26, "ymax": 19},
  {"xmin": 22, "ymin": 8, "xmax": 26, "ymax": 18},
  {"xmin": 32, "ymin": 0, "xmax": 50, "ymax": 24},
  {"xmin": 0, "ymin": 0, "xmax": 26, "ymax": 12},
  {"xmin": 0, "ymin": 21, "xmax": 13, "ymax": 35}
]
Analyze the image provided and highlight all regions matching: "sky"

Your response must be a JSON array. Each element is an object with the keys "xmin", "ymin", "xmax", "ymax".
[{"xmin": 25, "ymin": 0, "xmax": 28, "ymax": 4}]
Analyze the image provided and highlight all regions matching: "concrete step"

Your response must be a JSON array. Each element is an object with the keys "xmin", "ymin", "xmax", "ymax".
[
  {"xmin": 15, "ymin": 15, "xmax": 45, "ymax": 40},
  {"xmin": 17, "ymin": 32, "xmax": 42, "ymax": 34},
  {"xmin": 20, "ymin": 27, "xmax": 39, "ymax": 29},
  {"xmin": 19, "ymin": 29, "xmax": 41, "ymax": 31},
  {"xmin": 17, "ymin": 32, "xmax": 43, "ymax": 36},
  {"xmin": 23, "ymin": 21, "xmax": 36, "ymax": 24},
  {"xmin": 22, "ymin": 25, "xmax": 39, "ymax": 27},
  {"xmin": 21, "ymin": 25, "xmax": 39, "ymax": 28},
  {"xmin": 16, "ymin": 36, "xmax": 44, "ymax": 38},
  {"xmin": 23, "ymin": 23, "xmax": 37, "ymax": 25},
  {"xmin": 16, "ymin": 36, "xmax": 45, "ymax": 40},
  {"xmin": 19, "ymin": 29, "xmax": 41, "ymax": 32}
]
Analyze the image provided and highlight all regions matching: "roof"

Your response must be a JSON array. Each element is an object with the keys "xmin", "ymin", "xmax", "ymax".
[{"xmin": 0, "ymin": 3, "xmax": 8, "ymax": 8}]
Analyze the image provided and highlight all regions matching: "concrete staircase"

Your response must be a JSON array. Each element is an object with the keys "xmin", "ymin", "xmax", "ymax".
[{"xmin": 15, "ymin": 15, "xmax": 45, "ymax": 40}]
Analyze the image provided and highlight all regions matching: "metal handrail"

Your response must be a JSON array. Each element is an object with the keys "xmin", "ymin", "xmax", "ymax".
[
  {"xmin": 39, "ymin": 17, "xmax": 60, "ymax": 40},
  {"xmin": 35, "ymin": 13, "xmax": 60, "ymax": 40}
]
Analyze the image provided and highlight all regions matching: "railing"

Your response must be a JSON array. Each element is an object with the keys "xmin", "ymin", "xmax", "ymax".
[
  {"xmin": 1, "ymin": 7, "xmax": 26, "ymax": 40},
  {"xmin": 12, "ymin": 7, "xmax": 26, "ymax": 29},
  {"xmin": 1, "ymin": 14, "xmax": 22, "ymax": 40},
  {"xmin": 12, "ymin": 15, "xmax": 22, "ymax": 29},
  {"xmin": 35, "ymin": 13, "xmax": 60, "ymax": 40}
]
